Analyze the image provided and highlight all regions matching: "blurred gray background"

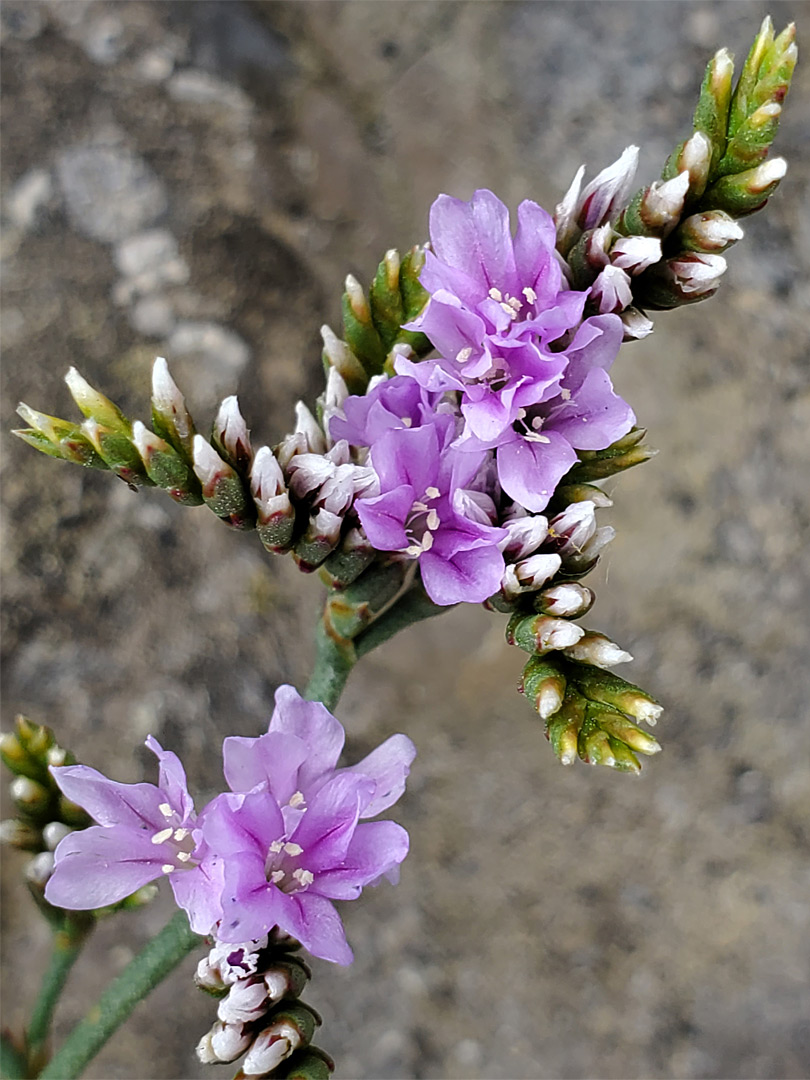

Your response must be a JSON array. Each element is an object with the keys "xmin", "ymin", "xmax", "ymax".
[{"xmin": 1, "ymin": 2, "xmax": 808, "ymax": 1078}]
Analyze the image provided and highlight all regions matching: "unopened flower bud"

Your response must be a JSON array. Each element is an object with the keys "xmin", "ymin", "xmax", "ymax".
[
  {"xmin": 131, "ymin": 421, "xmax": 202, "ymax": 505},
  {"xmin": 294, "ymin": 403, "xmax": 326, "ymax": 456},
  {"xmin": 591, "ymin": 265, "xmax": 633, "ymax": 314},
  {"xmin": 65, "ymin": 368, "xmax": 129, "ymax": 434},
  {"xmin": 702, "ymin": 157, "xmax": 787, "ymax": 216},
  {"xmin": 563, "ymin": 632, "xmax": 632, "ymax": 668},
  {"xmin": 580, "ymin": 727, "xmax": 616, "ymax": 768},
  {"xmin": 590, "ymin": 704, "xmax": 662, "ymax": 756},
  {"xmin": 610, "ymin": 236, "xmax": 661, "ymax": 275},
  {"xmin": 274, "ymin": 1048, "xmax": 335, "ymax": 1080},
  {"xmin": 619, "ymin": 307, "xmax": 654, "ymax": 341},
  {"xmin": 42, "ymin": 822, "xmax": 72, "ymax": 850},
  {"xmin": 151, "ymin": 357, "xmax": 196, "ymax": 459},
  {"xmin": 213, "ymin": 396, "xmax": 253, "ymax": 474},
  {"xmin": 217, "ymin": 979, "xmax": 269, "ymax": 1025},
  {"xmin": 676, "ymin": 211, "xmax": 744, "ymax": 253},
  {"xmin": 197, "ymin": 1022, "xmax": 253, "ymax": 1065},
  {"xmin": 534, "ymin": 583, "xmax": 595, "ymax": 618},
  {"xmin": 320, "ymin": 325, "xmax": 368, "ymax": 395},
  {"xmin": 320, "ymin": 528, "xmax": 376, "ymax": 589},
  {"xmin": 0, "ymin": 819, "xmax": 42, "ymax": 851},
  {"xmin": 293, "ymin": 509, "xmax": 343, "ymax": 572},
  {"xmin": 11, "ymin": 776, "xmax": 52, "ymax": 815},
  {"xmin": 192, "ymin": 435, "xmax": 254, "ymax": 528},
  {"xmin": 242, "ymin": 1004, "xmax": 318, "ymax": 1079},
  {"xmin": 553, "ymin": 484, "xmax": 613, "ymax": 509},
  {"xmin": 264, "ymin": 958, "xmax": 310, "ymax": 1005},
  {"xmin": 577, "ymin": 146, "xmax": 639, "ymax": 230},
  {"xmin": 519, "ymin": 655, "xmax": 567, "ymax": 720},
  {"xmin": 81, "ymin": 418, "xmax": 151, "ymax": 488},
  {"xmin": 568, "ymin": 664, "xmax": 663, "ymax": 725},
  {"xmin": 343, "ymin": 275, "xmax": 386, "ymax": 376},
  {"xmin": 618, "ymin": 171, "xmax": 690, "ymax": 238},
  {"xmin": 251, "ymin": 447, "xmax": 295, "ymax": 553},
  {"xmin": 661, "ymin": 131, "xmax": 712, "ymax": 200},
  {"xmin": 554, "ymin": 164, "xmax": 586, "ymax": 255},
  {"xmin": 506, "ymin": 612, "xmax": 585, "ymax": 655},
  {"xmin": 546, "ymin": 691, "xmax": 586, "ymax": 766},
  {"xmin": 26, "ymin": 850, "xmax": 55, "ymax": 888},
  {"xmin": 693, "ymin": 47, "xmax": 734, "ymax": 175}
]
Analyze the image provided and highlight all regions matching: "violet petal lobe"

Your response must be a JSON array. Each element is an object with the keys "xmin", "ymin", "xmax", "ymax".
[
  {"xmin": 49, "ymin": 764, "xmax": 167, "ymax": 831},
  {"xmin": 496, "ymin": 432, "xmax": 579, "ymax": 513},
  {"xmin": 343, "ymin": 734, "xmax": 417, "ymax": 819},
  {"xmin": 44, "ymin": 824, "xmax": 168, "ymax": 909},
  {"xmin": 313, "ymin": 821, "xmax": 410, "ymax": 900}
]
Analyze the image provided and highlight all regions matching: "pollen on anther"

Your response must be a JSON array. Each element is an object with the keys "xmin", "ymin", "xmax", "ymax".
[
  {"xmin": 425, "ymin": 486, "xmax": 440, "ymax": 499},
  {"xmin": 401, "ymin": 417, "xmax": 412, "ymax": 427},
  {"xmin": 560, "ymin": 388, "xmax": 572, "ymax": 400},
  {"xmin": 293, "ymin": 869, "xmax": 314, "ymax": 887},
  {"xmin": 151, "ymin": 827, "xmax": 174, "ymax": 845},
  {"xmin": 523, "ymin": 286, "xmax": 538, "ymax": 305},
  {"xmin": 158, "ymin": 803, "xmax": 174, "ymax": 819},
  {"xmin": 289, "ymin": 792, "xmax": 305, "ymax": 808},
  {"xmin": 283, "ymin": 842, "xmax": 303, "ymax": 856},
  {"xmin": 173, "ymin": 828, "xmax": 189, "ymax": 841},
  {"xmin": 176, "ymin": 851, "xmax": 192, "ymax": 863},
  {"xmin": 488, "ymin": 287, "xmax": 503, "ymax": 302},
  {"xmin": 161, "ymin": 864, "xmax": 175, "ymax": 875},
  {"xmin": 421, "ymin": 532, "xmax": 435, "ymax": 552},
  {"xmin": 456, "ymin": 347, "xmax": 473, "ymax": 363},
  {"xmin": 270, "ymin": 870, "xmax": 285, "ymax": 884},
  {"xmin": 268, "ymin": 840, "xmax": 284, "ymax": 854},
  {"xmin": 426, "ymin": 509, "xmax": 440, "ymax": 531}
]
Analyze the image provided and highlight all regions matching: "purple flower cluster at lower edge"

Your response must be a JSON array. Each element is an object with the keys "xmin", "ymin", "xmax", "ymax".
[
  {"xmin": 330, "ymin": 189, "xmax": 635, "ymax": 606},
  {"xmin": 45, "ymin": 686, "xmax": 415, "ymax": 965}
]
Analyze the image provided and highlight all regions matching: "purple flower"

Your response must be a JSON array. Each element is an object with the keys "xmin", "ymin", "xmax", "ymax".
[
  {"xmin": 329, "ymin": 374, "xmax": 441, "ymax": 449},
  {"xmin": 45, "ymin": 737, "xmax": 224, "ymax": 934},
  {"xmin": 397, "ymin": 190, "xmax": 634, "ymax": 511},
  {"xmin": 202, "ymin": 686, "xmax": 416, "ymax": 964},
  {"xmin": 355, "ymin": 417, "xmax": 507, "ymax": 606}
]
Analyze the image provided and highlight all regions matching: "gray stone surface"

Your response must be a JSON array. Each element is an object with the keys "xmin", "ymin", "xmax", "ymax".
[{"xmin": 1, "ymin": 3, "xmax": 808, "ymax": 1079}]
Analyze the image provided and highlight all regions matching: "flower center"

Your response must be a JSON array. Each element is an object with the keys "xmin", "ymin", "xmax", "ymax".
[
  {"xmin": 264, "ymin": 838, "xmax": 314, "ymax": 894},
  {"xmin": 153, "ymin": 802, "xmax": 198, "ymax": 875},
  {"xmin": 402, "ymin": 485, "xmax": 442, "ymax": 556}
]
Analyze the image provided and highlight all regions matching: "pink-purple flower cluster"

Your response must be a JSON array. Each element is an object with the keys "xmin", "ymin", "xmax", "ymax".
[
  {"xmin": 45, "ymin": 687, "xmax": 415, "ymax": 965},
  {"xmin": 330, "ymin": 190, "xmax": 635, "ymax": 606}
]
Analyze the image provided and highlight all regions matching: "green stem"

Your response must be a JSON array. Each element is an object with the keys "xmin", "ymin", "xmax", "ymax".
[
  {"xmin": 355, "ymin": 589, "xmax": 447, "ymax": 658},
  {"xmin": 27, "ymin": 916, "xmax": 93, "ymax": 1067},
  {"xmin": 304, "ymin": 586, "xmax": 448, "ymax": 710},
  {"xmin": 38, "ymin": 911, "xmax": 202, "ymax": 1080},
  {"xmin": 304, "ymin": 622, "xmax": 357, "ymax": 710}
]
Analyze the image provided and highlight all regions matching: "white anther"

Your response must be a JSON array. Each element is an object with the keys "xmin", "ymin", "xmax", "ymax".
[
  {"xmin": 289, "ymin": 792, "xmax": 305, "ymax": 808},
  {"xmin": 426, "ymin": 509, "xmax": 440, "ymax": 530},
  {"xmin": 293, "ymin": 869, "xmax": 314, "ymax": 887},
  {"xmin": 283, "ymin": 842, "xmax": 303, "ymax": 856},
  {"xmin": 500, "ymin": 301, "xmax": 518, "ymax": 319},
  {"xmin": 173, "ymin": 828, "xmax": 189, "ymax": 841},
  {"xmin": 525, "ymin": 432, "xmax": 551, "ymax": 444},
  {"xmin": 405, "ymin": 544, "xmax": 422, "ymax": 557},
  {"xmin": 425, "ymin": 486, "xmax": 440, "ymax": 499},
  {"xmin": 506, "ymin": 295, "xmax": 522, "ymax": 311},
  {"xmin": 516, "ymin": 408, "xmax": 527, "ymax": 420},
  {"xmin": 401, "ymin": 417, "xmax": 412, "ymax": 427},
  {"xmin": 421, "ymin": 532, "xmax": 434, "ymax": 551},
  {"xmin": 177, "ymin": 851, "xmax": 192, "ymax": 863},
  {"xmin": 560, "ymin": 388, "xmax": 572, "ymax": 400},
  {"xmin": 152, "ymin": 828, "xmax": 174, "ymax": 845},
  {"xmin": 158, "ymin": 803, "xmax": 174, "ymax": 819},
  {"xmin": 531, "ymin": 416, "xmax": 544, "ymax": 430},
  {"xmin": 522, "ymin": 286, "xmax": 537, "ymax": 304},
  {"xmin": 456, "ymin": 347, "xmax": 473, "ymax": 363},
  {"xmin": 268, "ymin": 840, "xmax": 283, "ymax": 854},
  {"xmin": 412, "ymin": 500, "xmax": 429, "ymax": 512},
  {"xmin": 161, "ymin": 864, "xmax": 175, "ymax": 875},
  {"xmin": 270, "ymin": 870, "xmax": 285, "ymax": 884},
  {"xmin": 488, "ymin": 287, "xmax": 503, "ymax": 302}
]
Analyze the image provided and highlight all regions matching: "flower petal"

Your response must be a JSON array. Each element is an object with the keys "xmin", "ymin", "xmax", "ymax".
[
  {"xmin": 49, "ymin": 765, "xmax": 165, "ymax": 831},
  {"xmin": 223, "ymin": 731, "xmax": 308, "ymax": 802},
  {"xmin": 496, "ymin": 432, "xmax": 578, "ymax": 513},
  {"xmin": 268, "ymin": 686, "xmax": 345, "ymax": 787},
  {"xmin": 343, "ymin": 735, "xmax": 417, "ymax": 819},
  {"xmin": 419, "ymin": 544, "xmax": 505, "ymax": 606},
  {"xmin": 45, "ymin": 825, "xmax": 166, "ymax": 909},
  {"xmin": 314, "ymin": 821, "xmax": 410, "ymax": 899}
]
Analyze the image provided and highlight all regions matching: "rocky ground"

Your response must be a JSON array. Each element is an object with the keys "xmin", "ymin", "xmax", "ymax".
[{"xmin": 1, "ymin": 2, "xmax": 808, "ymax": 1078}]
